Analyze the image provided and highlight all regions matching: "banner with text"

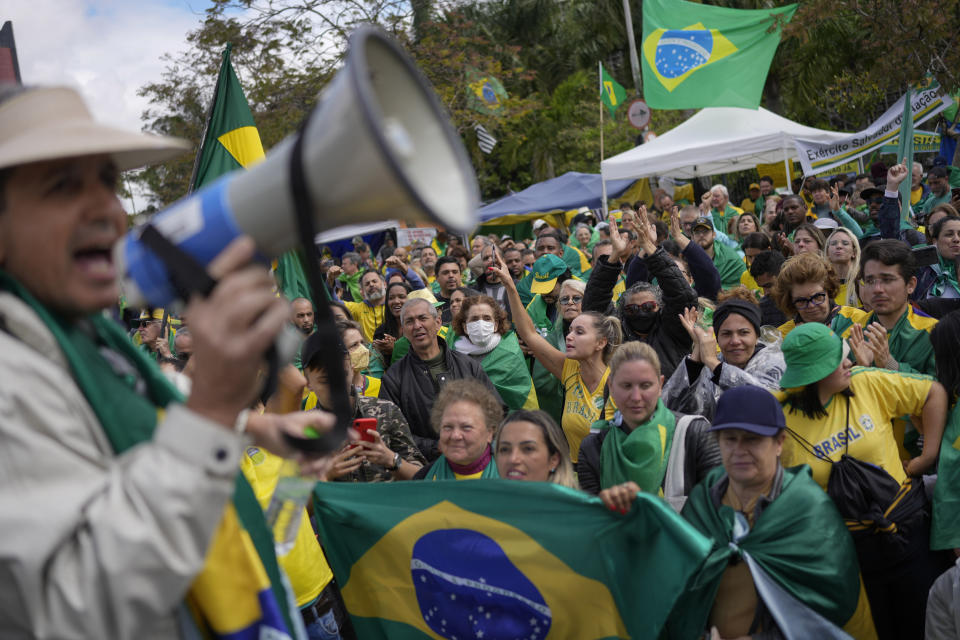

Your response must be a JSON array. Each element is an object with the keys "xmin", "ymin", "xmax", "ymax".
[
  {"xmin": 794, "ymin": 82, "xmax": 953, "ymax": 175},
  {"xmin": 880, "ymin": 130, "xmax": 941, "ymax": 155},
  {"xmin": 397, "ymin": 226, "xmax": 438, "ymax": 248}
]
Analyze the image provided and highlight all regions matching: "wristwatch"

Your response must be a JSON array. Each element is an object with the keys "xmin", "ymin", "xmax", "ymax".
[{"xmin": 390, "ymin": 452, "xmax": 402, "ymax": 471}]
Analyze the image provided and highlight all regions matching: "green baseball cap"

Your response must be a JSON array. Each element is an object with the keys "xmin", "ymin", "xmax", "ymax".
[
  {"xmin": 779, "ymin": 322, "xmax": 848, "ymax": 389},
  {"xmin": 530, "ymin": 254, "xmax": 568, "ymax": 294}
]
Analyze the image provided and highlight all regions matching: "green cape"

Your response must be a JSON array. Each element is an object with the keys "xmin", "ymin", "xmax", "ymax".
[{"xmin": 667, "ymin": 465, "xmax": 861, "ymax": 639}]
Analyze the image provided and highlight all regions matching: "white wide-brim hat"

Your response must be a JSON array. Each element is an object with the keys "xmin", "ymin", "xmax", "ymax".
[{"xmin": 0, "ymin": 86, "xmax": 190, "ymax": 171}]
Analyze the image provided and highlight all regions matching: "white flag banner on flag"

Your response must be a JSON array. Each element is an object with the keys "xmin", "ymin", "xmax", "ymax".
[{"xmin": 474, "ymin": 123, "xmax": 497, "ymax": 154}]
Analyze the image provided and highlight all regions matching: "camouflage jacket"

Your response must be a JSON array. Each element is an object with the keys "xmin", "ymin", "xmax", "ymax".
[{"xmin": 339, "ymin": 395, "xmax": 427, "ymax": 483}]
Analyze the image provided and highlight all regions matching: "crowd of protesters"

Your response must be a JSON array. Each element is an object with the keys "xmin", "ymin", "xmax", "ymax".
[{"xmin": 4, "ymin": 82, "xmax": 960, "ymax": 640}]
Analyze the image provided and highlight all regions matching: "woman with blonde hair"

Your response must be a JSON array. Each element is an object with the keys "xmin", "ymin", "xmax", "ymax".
[
  {"xmin": 825, "ymin": 227, "xmax": 861, "ymax": 307},
  {"xmin": 580, "ymin": 341, "xmax": 720, "ymax": 509},
  {"xmin": 492, "ymin": 255, "xmax": 622, "ymax": 462},
  {"xmin": 494, "ymin": 410, "xmax": 578, "ymax": 489}
]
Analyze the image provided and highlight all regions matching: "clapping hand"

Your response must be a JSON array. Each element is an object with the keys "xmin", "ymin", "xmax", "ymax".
[
  {"xmin": 848, "ymin": 324, "xmax": 875, "ymax": 366},
  {"xmin": 678, "ymin": 306, "xmax": 703, "ymax": 363}
]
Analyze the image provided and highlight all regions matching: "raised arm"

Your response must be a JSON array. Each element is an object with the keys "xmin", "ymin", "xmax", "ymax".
[{"xmin": 491, "ymin": 257, "xmax": 567, "ymax": 379}]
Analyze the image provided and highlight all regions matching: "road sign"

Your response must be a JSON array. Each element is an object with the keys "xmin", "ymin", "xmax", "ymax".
[{"xmin": 627, "ymin": 99, "xmax": 651, "ymax": 130}]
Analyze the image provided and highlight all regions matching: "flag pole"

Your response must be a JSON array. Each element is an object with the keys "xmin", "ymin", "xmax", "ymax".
[{"xmin": 600, "ymin": 61, "xmax": 609, "ymax": 219}]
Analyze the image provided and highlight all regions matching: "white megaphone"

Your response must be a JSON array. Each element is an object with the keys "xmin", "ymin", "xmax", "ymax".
[{"xmin": 116, "ymin": 27, "xmax": 478, "ymax": 309}]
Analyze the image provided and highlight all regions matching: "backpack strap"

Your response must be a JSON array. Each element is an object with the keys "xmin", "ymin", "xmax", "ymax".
[{"xmin": 663, "ymin": 414, "xmax": 698, "ymax": 512}]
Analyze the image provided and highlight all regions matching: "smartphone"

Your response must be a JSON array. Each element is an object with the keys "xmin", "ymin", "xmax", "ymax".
[
  {"xmin": 952, "ymin": 187, "xmax": 960, "ymax": 201},
  {"xmin": 353, "ymin": 418, "xmax": 377, "ymax": 443}
]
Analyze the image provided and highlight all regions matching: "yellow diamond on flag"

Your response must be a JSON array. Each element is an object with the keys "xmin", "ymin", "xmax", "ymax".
[
  {"xmin": 218, "ymin": 126, "xmax": 265, "ymax": 169},
  {"xmin": 642, "ymin": 23, "xmax": 738, "ymax": 93}
]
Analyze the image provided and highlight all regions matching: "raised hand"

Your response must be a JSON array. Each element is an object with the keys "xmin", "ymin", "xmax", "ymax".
[
  {"xmin": 829, "ymin": 184, "xmax": 841, "ymax": 212},
  {"xmin": 864, "ymin": 322, "xmax": 894, "ymax": 369},
  {"xmin": 669, "ymin": 206, "xmax": 690, "ymax": 250},
  {"xmin": 608, "ymin": 217, "xmax": 630, "ymax": 263},
  {"xmin": 678, "ymin": 307, "xmax": 702, "ymax": 362},
  {"xmin": 887, "ymin": 160, "xmax": 909, "ymax": 190}
]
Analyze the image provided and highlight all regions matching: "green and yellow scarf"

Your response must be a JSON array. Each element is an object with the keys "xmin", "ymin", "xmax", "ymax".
[
  {"xmin": 0, "ymin": 270, "xmax": 298, "ymax": 639},
  {"xmin": 597, "ymin": 400, "xmax": 676, "ymax": 493}
]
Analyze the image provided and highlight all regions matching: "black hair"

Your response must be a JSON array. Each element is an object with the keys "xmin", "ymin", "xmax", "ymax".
[
  {"xmin": 786, "ymin": 384, "xmax": 853, "ymax": 420},
  {"xmin": 521, "ymin": 248, "xmax": 536, "ymax": 258},
  {"xmin": 759, "ymin": 175, "xmax": 774, "ymax": 185},
  {"xmin": 537, "ymin": 228, "xmax": 566, "ymax": 245},
  {"xmin": 859, "ymin": 239, "xmax": 916, "ymax": 281},
  {"xmin": 741, "ymin": 232, "xmax": 772, "ymax": 251},
  {"xmin": 930, "ymin": 215, "xmax": 960, "ymax": 240},
  {"xmin": 931, "ymin": 310, "xmax": 960, "ymax": 401},
  {"xmin": 660, "ymin": 238, "xmax": 682, "ymax": 258},
  {"xmin": 652, "ymin": 220, "xmax": 669, "ymax": 244},
  {"xmin": 435, "ymin": 255, "xmax": 460, "ymax": 273},
  {"xmin": 749, "ymin": 250, "xmax": 786, "ymax": 278},
  {"xmin": 929, "ymin": 165, "xmax": 950, "ymax": 179}
]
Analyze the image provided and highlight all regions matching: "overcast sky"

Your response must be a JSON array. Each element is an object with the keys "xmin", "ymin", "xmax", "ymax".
[{"xmin": 7, "ymin": 0, "xmax": 209, "ymax": 132}]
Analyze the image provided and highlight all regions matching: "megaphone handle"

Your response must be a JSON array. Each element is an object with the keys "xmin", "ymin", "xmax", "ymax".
[
  {"xmin": 139, "ymin": 223, "xmax": 283, "ymax": 401},
  {"xmin": 286, "ymin": 120, "xmax": 354, "ymax": 453},
  {"xmin": 138, "ymin": 224, "xmax": 217, "ymax": 299}
]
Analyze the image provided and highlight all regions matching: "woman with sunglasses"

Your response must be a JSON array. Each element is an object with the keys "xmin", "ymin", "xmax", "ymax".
[
  {"xmin": 772, "ymin": 252, "xmax": 869, "ymax": 339},
  {"xmin": 492, "ymin": 257, "xmax": 622, "ymax": 463}
]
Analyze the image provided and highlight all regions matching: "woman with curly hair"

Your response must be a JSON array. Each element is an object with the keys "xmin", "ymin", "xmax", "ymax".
[
  {"xmin": 772, "ymin": 252, "xmax": 868, "ymax": 338},
  {"xmin": 451, "ymin": 294, "xmax": 538, "ymax": 411}
]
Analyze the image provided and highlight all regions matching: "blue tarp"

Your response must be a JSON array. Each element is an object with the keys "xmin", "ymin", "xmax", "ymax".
[{"xmin": 477, "ymin": 171, "xmax": 636, "ymax": 222}]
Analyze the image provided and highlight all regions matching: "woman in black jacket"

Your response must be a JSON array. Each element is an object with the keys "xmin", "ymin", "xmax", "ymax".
[
  {"xmin": 582, "ymin": 212, "xmax": 698, "ymax": 379},
  {"xmin": 577, "ymin": 340, "xmax": 721, "ymax": 510}
]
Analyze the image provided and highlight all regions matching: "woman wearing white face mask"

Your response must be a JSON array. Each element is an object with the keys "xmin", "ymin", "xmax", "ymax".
[{"xmin": 451, "ymin": 295, "xmax": 539, "ymax": 411}]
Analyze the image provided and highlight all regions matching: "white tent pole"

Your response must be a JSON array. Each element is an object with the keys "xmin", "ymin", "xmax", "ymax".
[
  {"xmin": 600, "ymin": 61, "xmax": 609, "ymax": 219},
  {"xmin": 782, "ymin": 140, "xmax": 792, "ymax": 193}
]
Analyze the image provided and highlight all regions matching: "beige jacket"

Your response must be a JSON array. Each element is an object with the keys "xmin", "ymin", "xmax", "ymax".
[{"xmin": 0, "ymin": 292, "xmax": 246, "ymax": 639}]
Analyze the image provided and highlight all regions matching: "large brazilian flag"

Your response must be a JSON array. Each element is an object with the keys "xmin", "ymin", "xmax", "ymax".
[
  {"xmin": 313, "ymin": 480, "xmax": 712, "ymax": 639},
  {"xmin": 641, "ymin": 0, "xmax": 797, "ymax": 109}
]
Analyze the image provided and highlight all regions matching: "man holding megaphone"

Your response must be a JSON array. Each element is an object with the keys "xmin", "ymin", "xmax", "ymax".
[{"xmin": 0, "ymin": 84, "xmax": 339, "ymax": 638}]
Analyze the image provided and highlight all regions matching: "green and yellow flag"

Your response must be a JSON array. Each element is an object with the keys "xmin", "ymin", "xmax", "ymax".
[
  {"xmin": 192, "ymin": 44, "xmax": 317, "ymax": 304},
  {"xmin": 600, "ymin": 63, "xmax": 627, "ymax": 118},
  {"xmin": 192, "ymin": 43, "xmax": 265, "ymax": 190},
  {"xmin": 466, "ymin": 66, "xmax": 509, "ymax": 116},
  {"xmin": 313, "ymin": 480, "xmax": 712, "ymax": 639},
  {"xmin": 641, "ymin": 0, "xmax": 797, "ymax": 109}
]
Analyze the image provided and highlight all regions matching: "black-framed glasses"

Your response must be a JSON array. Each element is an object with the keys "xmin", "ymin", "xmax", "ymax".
[
  {"xmin": 792, "ymin": 291, "xmax": 827, "ymax": 309},
  {"xmin": 623, "ymin": 302, "xmax": 658, "ymax": 316},
  {"xmin": 138, "ymin": 320, "xmax": 159, "ymax": 328},
  {"xmin": 559, "ymin": 295, "xmax": 583, "ymax": 305}
]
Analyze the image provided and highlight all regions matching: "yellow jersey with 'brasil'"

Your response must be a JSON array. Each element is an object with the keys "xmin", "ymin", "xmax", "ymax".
[
  {"xmin": 561, "ymin": 358, "xmax": 616, "ymax": 463},
  {"xmin": 777, "ymin": 367, "xmax": 933, "ymax": 490}
]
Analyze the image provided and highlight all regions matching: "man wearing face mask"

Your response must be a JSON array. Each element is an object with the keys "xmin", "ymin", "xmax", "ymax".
[{"xmin": 583, "ymin": 215, "xmax": 698, "ymax": 379}]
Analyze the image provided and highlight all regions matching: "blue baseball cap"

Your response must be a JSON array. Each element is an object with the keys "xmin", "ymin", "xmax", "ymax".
[{"xmin": 708, "ymin": 385, "xmax": 785, "ymax": 437}]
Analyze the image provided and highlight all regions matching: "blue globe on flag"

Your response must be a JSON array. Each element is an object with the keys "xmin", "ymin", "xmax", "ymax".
[
  {"xmin": 412, "ymin": 529, "xmax": 553, "ymax": 640},
  {"xmin": 482, "ymin": 82, "xmax": 499, "ymax": 106},
  {"xmin": 654, "ymin": 30, "xmax": 713, "ymax": 79}
]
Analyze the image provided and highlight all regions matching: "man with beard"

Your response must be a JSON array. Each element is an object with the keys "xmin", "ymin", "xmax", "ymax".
[
  {"xmin": 583, "ymin": 214, "xmax": 697, "ymax": 379},
  {"xmin": 691, "ymin": 216, "xmax": 746, "ymax": 290},
  {"xmin": 326, "ymin": 267, "xmax": 387, "ymax": 342},
  {"xmin": 290, "ymin": 297, "xmax": 315, "ymax": 336}
]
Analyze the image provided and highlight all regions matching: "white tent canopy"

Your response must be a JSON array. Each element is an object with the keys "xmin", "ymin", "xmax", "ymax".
[{"xmin": 601, "ymin": 107, "xmax": 851, "ymax": 181}]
